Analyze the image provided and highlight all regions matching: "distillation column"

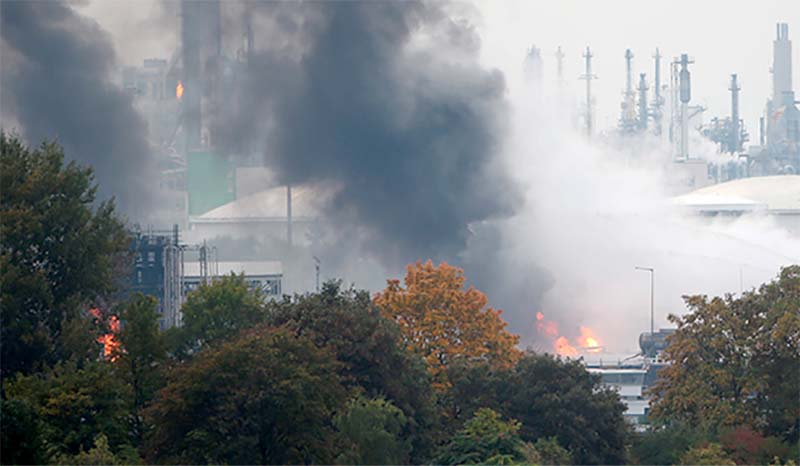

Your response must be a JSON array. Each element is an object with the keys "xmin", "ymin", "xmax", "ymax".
[
  {"xmin": 580, "ymin": 47, "xmax": 597, "ymax": 139},
  {"xmin": 678, "ymin": 54, "xmax": 692, "ymax": 160},
  {"xmin": 638, "ymin": 73, "xmax": 649, "ymax": 131},
  {"xmin": 652, "ymin": 48, "xmax": 663, "ymax": 135},
  {"xmin": 729, "ymin": 74, "xmax": 740, "ymax": 153}
]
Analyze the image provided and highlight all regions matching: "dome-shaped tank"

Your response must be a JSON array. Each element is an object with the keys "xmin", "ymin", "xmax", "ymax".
[{"xmin": 639, "ymin": 329, "xmax": 676, "ymax": 357}]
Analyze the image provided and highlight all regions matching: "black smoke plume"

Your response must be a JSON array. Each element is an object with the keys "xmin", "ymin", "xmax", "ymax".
[
  {"xmin": 0, "ymin": 1, "xmax": 156, "ymax": 217},
  {"xmin": 213, "ymin": 2, "xmax": 520, "ymax": 266}
]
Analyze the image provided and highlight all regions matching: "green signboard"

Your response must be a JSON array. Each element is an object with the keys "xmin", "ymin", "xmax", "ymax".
[{"xmin": 186, "ymin": 150, "xmax": 235, "ymax": 216}]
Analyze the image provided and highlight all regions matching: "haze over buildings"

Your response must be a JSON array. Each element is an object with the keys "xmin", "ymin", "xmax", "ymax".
[{"xmin": 1, "ymin": 0, "xmax": 798, "ymax": 355}]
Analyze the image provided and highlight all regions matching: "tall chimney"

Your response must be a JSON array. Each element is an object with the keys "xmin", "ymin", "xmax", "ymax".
[
  {"xmin": 772, "ymin": 23, "xmax": 793, "ymax": 104},
  {"xmin": 637, "ymin": 73, "xmax": 648, "ymax": 131},
  {"xmin": 730, "ymin": 74, "xmax": 740, "ymax": 153},
  {"xmin": 678, "ymin": 54, "xmax": 693, "ymax": 160}
]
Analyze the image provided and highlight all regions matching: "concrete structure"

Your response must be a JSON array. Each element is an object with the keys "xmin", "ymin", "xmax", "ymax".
[
  {"xmin": 183, "ymin": 260, "xmax": 283, "ymax": 298},
  {"xmin": 672, "ymin": 175, "xmax": 800, "ymax": 235},
  {"xmin": 584, "ymin": 329, "xmax": 676, "ymax": 430},
  {"xmin": 588, "ymin": 368, "xmax": 649, "ymax": 427},
  {"xmin": 189, "ymin": 184, "xmax": 324, "ymax": 245}
]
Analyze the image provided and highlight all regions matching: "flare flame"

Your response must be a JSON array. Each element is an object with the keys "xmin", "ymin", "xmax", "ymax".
[{"xmin": 534, "ymin": 311, "xmax": 603, "ymax": 357}]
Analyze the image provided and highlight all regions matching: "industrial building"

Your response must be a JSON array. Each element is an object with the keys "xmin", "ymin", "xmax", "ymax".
[
  {"xmin": 583, "ymin": 329, "xmax": 674, "ymax": 429},
  {"xmin": 183, "ymin": 261, "xmax": 283, "ymax": 298},
  {"xmin": 130, "ymin": 227, "xmax": 183, "ymax": 329},
  {"xmin": 592, "ymin": 22, "xmax": 797, "ymax": 187},
  {"xmin": 189, "ymin": 184, "xmax": 323, "ymax": 246},
  {"xmin": 129, "ymin": 227, "xmax": 284, "ymax": 329},
  {"xmin": 673, "ymin": 175, "xmax": 800, "ymax": 235},
  {"xmin": 746, "ymin": 24, "xmax": 800, "ymax": 176}
]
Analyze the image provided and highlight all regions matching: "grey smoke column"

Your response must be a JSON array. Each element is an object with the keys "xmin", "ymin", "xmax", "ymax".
[
  {"xmin": 181, "ymin": 0, "xmax": 221, "ymax": 150},
  {"xmin": 215, "ymin": 2, "xmax": 518, "ymax": 266},
  {"xmin": 0, "ymin": 1, "xmax": 156, "ymax": 216}
]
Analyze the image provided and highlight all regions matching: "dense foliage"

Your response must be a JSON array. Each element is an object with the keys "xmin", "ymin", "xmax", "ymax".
[
  {"xmin": 0, "ymin": 134, "xmax": 129, "ymax": 377},
  {"xmin": 144, "ymin": 327, "xmax": 347, "ymax": 464},
  {"xmin": 334, "ymin": 396, "xmax": 411, "ymax": 465},
  {"xmin": 434, "ymin": 408, "xmax": 532, "ymax": 465},
  {"xmin": 167, "ymin": 273, "xmax": 268, "ymax": 358},
  {"xmin": 650, "ymin": 266, "xmax": 800, "ymax": 443},
  {"xmin": 445, "ymin": 354, "xmax": 627, "ymax": 465},
  {"xmin": 375, "ymin": 260, "xmax": 521, "ymax": 389},
  {"xmin": 3, "ymin": 136, "xmax": 798, "ymax": 465},
  {"xmin": 266, "ymin": 282, "xmax": 438, "ymax": 462}
]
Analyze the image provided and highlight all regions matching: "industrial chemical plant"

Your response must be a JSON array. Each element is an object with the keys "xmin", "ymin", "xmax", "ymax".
[{"xmin": 124, "ymin": 2, "xmax": 797, "ymax": 371}]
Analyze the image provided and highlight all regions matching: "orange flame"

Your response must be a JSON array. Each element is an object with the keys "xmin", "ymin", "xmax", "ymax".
[
  {"xmin": 535, "ymin": 311, "xmax": 559, "ymax": 337},
  {"xmin": 176, "ymin": 81, "xmax": 184, "ymax": 100},
  {"xmin": 554, "ymin": 336, "xmax": 578, "ymax": 357},
  {"xmin": 534, "ymin": 311, "xmax": 603, "ymax": 357},
  {"xmin": 577, "ymin": 326, "xmax": 603, "ymax": 352},
  {"xmin": 90, "ymin": 308, "xmax": 121, "ymax": 361}
]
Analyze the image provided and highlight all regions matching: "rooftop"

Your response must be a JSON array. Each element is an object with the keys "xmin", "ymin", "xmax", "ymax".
[
  {"xmin": 192, "ymin": 184, "xmax": 327, "ymax": 223},
  {"xmin": 672, "ymin": 175, "xmax": 800, "ymax": 213}
]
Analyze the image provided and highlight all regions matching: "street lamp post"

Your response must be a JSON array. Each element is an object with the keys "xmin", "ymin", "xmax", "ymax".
[{"xmin": 635, "ymin": 266, "xmax": 655, "ymax": 335}]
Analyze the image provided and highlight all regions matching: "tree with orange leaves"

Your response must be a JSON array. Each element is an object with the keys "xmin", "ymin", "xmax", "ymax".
[{"xmin": 375, "ymin": 261, "xmax": 520, "ymax": 389}]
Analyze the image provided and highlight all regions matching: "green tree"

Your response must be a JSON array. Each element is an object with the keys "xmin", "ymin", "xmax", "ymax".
[
  {"xmin": 0, "ymin": 397, "xmax": 46, "ymax": 465},
  {"xmin": 628, "ymin": 423, "xmax": 709, "ymax": 465},
  {"xmin": 446, "ymin": 353, "xmax": 627, "ymax": 465},
  {"xmin": 4, "ymin": 360, "xmax": 133, "ymax": 461},
  {"xmin": 650, "ymin": 266, "xmax": 800, "ymax": 443},
  {"xmin": 266, "ymin": 281, "xmax": 439, "ymax": 462},
  {"xmin": 334, "ymin": 396, "xmax": 411, "ymax": 465},
  {"xmin": 53, "ymin": 433, "xmax": 140, "ymax": 465},
  {"xmin": 167, "ymin": 273, "xmax": 267, "ymax": 358},
  {"xmin": 143, "ymin": 326, "xmax": 347, "ymax": 464},
  {"xmin": 115, "ymin": 293, "xmax": 167, "ymax": 443},
  {"xmin": 679, "ymin": 442, "xmax": 736, "ymax": 465},
  {"xmin": 435, "ymin": 408, "xmax": 531, "ymax": 465},
  {"xmin": 530, "ymin": 436, "xmax": 572, "ymax": 465},
  {"xmin": 1, "ymin": 134, "xmax": 129, "ymax": 377}
]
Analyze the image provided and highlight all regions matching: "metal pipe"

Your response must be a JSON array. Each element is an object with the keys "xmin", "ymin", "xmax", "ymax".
[{"xmin": 635, "ymin": 266, "xmax": 655, "ymax": 335}]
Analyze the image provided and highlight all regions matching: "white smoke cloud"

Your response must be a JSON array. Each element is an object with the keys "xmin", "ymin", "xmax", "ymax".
[{"xmin": 487, "ymin": 68, "xmax": 800, "ymax": 354}]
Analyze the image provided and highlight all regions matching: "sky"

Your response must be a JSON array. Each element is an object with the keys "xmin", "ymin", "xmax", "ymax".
[
  {"xmin": 476, "ymin": 0, "xmax": 800, "ymax": 134},
  {"xmin": 80, "ymin": 0, "xmax": 800, "ymax": 135}
]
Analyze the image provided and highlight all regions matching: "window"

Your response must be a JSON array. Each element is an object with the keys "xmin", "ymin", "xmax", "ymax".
[{"xmin": 262, "ymin": 279, "xmax": 281, "ymax": 296}]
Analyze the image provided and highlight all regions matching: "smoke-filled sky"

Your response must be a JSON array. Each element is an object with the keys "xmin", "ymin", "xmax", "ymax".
[
  {"xmin": 79, "ymin": 0, "xmax": 800, "ymax": 133},
  {"xmin": 210, "ymin": 1, "xmax": 517, "ymax": 265},
  {"xmin": 0, "ymin": 1, "xmax": 157, "ymax": 216}
]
